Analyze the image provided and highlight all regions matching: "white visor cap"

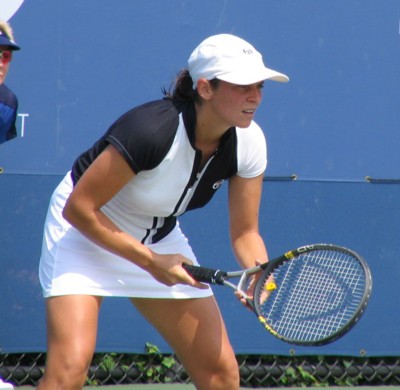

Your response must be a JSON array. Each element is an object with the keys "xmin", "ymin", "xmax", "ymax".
[{"xmin": 188, "ymin": 34, "xmax": 289, "ymax": 87}]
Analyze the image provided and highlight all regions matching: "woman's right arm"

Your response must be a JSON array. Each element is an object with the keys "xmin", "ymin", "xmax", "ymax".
[{"xmin": 63, "ymin": 144, "xmax": 206, "ymax": 288}]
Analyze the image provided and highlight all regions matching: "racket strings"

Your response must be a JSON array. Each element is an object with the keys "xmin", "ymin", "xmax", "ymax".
[{"xmin": 257, "ymin": 249, "xmax": 367, "ymax": 343}]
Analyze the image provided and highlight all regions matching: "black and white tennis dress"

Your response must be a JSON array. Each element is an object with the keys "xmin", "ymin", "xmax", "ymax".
[{"xmin": 39, "ymin": 99, "xmax": 267, "ymax": 298}]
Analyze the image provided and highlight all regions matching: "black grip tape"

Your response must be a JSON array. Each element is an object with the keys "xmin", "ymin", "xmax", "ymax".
[{"xmin": 182, "ymin": 264, "xmax": 227, "ymax": 285}]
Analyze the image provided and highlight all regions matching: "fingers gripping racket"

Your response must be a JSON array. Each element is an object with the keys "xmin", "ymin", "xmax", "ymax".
[{"xmin": 183, "ymin": 244, "xmax": 372, "ymax": 346}]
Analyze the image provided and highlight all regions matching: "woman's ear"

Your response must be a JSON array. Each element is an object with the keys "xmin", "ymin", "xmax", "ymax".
[{"xmin": 196, "ymin": 78, "xmax": 213, "ymax": 100}]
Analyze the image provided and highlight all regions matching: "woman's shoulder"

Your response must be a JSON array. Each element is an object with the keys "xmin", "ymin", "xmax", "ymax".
[
  {"xmin": 104, "ymin": 99, "xmax": 182, "ymax": 172},
  {"xmin": 235, "ymin": 120, "xmax": 265, "ymax": 143},
  {"xmin": 121, "ymin": 99, "xmax": 179, "ymax": 122},
  {"xmin": 108, "ymin": 99, "xmax": 179, "ymax": 137},
  {"xmin": 234, "ymin": 121, "xmax": 267, "ymax": 178}
]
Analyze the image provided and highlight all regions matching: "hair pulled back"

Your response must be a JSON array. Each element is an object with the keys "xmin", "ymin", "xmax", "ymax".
[{"xmin": 163, "ymin": 69, "xmax": 219, "ymax": 104}]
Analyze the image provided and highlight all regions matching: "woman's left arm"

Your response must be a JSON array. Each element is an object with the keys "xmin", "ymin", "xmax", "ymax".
[{"xmin": 228, "ymin": 173, "xmax": 269, "ymax": 269}]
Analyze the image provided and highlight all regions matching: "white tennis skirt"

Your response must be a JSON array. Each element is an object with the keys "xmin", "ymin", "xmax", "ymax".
[{"xmin": 39, "ymin": 173, "xmax": 213, "ymax": 299}]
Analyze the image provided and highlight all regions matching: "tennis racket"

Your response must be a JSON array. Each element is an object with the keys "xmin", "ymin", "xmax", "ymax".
[{"xmin": 183, "ymin": 243, "xmax": 372, "ymax": 346}]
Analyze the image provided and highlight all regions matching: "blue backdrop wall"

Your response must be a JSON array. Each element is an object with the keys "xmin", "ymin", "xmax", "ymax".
[{"xmin": 0, "ymin": 0, "xmax": 399, "ymax": 356}]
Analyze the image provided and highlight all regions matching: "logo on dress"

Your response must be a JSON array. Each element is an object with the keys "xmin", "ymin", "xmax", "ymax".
[{"xmin": 212, "ymin": 179, "xmax": 224, "ymax": 190}]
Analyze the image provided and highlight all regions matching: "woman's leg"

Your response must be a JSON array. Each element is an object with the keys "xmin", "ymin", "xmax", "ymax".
[
  {"xmin": 132, "ymin": 296, "xmax": 240, "ymax": 390},
  {"xmin": 37, "ymin": 295, "xmax": 102, "ymax": 390}
]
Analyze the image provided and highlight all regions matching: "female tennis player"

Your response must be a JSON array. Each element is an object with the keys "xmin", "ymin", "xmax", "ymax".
[{"xmin": 38, "ymin": 33, "xmax": 288, "ymax": 390}]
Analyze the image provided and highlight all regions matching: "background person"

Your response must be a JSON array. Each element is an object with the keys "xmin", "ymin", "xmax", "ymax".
[
  {"xmin": 37, "ymin": 33, "xmax": 288, "ymax": 390},
  {"xmin": 0, "ymin": 20, "xmax": 20, "ymax": 145},
  {"xmin": 0, "ymin": 19, "xmax": 20, "ymax": 390}
]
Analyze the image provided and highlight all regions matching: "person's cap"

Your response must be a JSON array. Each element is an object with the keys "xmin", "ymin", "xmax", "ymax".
[
  {"xmin": 0, "ymin": 29, "xmax": 20, "ymax": 50},
  {"xmin": 188, "ymin": 34, "xmax": 288, "ymax": 87}
]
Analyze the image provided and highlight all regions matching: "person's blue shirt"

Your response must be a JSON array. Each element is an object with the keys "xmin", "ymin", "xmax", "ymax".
[{"xmin": 0, "ymin": 83, "xmax": 18, "ymax": 144}]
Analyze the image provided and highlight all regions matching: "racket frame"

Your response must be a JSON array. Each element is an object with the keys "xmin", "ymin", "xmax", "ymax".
[
  {"xmin": 183, "ymin": 243, "xmax": 372, "ymax": 346},
  {"xmin": 253, "ymin": 244, "xmax": 372, "ymax": 345}
]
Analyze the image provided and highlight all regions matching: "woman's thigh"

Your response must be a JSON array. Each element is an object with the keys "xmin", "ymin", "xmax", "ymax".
[
  {"xmin": 131, "ymin": 296, "xmax": 238, "ymax": 383},
  {"xmin": 45, "ymin": 295, "xmax": 102, "ymax": 367}
]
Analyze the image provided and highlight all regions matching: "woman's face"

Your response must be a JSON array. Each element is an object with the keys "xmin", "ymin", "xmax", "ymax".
[
  {"xmin": 207, "ymin": 80, "xmax": 264, "ymax": 130},
  {"xmin": 0, "ymin": 45, "xmax": 12, "ymax": 85}
]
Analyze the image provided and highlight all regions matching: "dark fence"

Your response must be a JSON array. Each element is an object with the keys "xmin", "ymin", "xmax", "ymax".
[{"xmin": 2, "ymin": 352, "xmax": 400, "ymax": 388}]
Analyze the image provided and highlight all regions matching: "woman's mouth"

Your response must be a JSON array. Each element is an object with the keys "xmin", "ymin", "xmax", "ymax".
[{"xmin": 243, "ymin": 109, "xmax": 255, "ymax": 115}]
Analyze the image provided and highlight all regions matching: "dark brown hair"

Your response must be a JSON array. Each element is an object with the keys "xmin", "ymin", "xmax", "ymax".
[{"xmin": 163, "ymin": 69, "xmax": 220, "ymax": 104}]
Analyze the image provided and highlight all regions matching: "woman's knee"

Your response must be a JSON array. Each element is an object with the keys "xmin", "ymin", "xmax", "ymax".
[
  {"xmin": 61, "ymin": 353, "xmax": 93, "ymax": 380},
  {"xmin": 40, "ymin": 352, "xmax": 92, "ymax": 389},
  {"xmin": 213, "ymin": 350, "xmax": 240, "ymax": 389},
  {"xmin": 195, "ymin": 358, "xmax": 240, "ymax": 390},
  {"xmin": 187, "ymin": 345, "xmax": 240, "ymax": 390},
  {"xmin": 41, "ymin": 295, "xmax": 101, "ymax": 389}
]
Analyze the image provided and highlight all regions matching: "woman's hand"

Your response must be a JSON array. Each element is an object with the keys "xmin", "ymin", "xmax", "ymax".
[
  {"xmin": 146, "ymin": 252, "xmax": 209, "ymax": 289},
  {"xmin": 235, "ymin": 260, "xmax": 275, "ymax": 310}
]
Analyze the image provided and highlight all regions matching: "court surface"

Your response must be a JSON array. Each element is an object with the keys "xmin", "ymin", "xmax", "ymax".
[{"xmin": 14, "ymin": 386, "xmax": 399, "ymax": 389}]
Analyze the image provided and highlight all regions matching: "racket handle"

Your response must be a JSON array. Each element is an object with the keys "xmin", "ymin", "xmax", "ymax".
[{"xmin": 182, "ymin": 264, "xmax": 227, "ymax": 285}]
